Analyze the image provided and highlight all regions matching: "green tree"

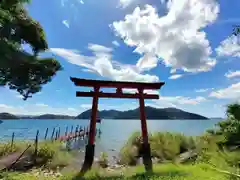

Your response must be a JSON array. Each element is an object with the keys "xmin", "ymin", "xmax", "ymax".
[
  {"xmin": 0, "ymin": 0, "xmax": 62, "ymax": 100},
  {"xmin": 207, "ymin": 103, "xmax": 240, "ymax": 147}
]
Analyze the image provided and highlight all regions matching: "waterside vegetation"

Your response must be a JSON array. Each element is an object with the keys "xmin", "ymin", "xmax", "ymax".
[{"xmin": 0, "ymin": 103, "xmax": 239, "ymax": 179}]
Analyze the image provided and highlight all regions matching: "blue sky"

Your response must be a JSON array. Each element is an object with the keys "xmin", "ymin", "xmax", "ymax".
[{"xmin": 0, "ymin": 0, "xmax": 240, "ymax": 118}]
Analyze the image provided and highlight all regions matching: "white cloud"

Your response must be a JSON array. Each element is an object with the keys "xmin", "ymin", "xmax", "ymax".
[
  {"xmin": 79, "ymin": 0, "xmax": 84, "ymax": 4},
  {"xmin": 225, "ymin": 70, "xmax": 240, "ymax": 79},
  {"xmin": 62, "ymin": 20, "xmax": 70, "ymax": 28},
  {"xmin": 136, "ymin": 53, "xmax": 158, "ymax": 72},
  {"xmin": 170, "ymin": 69, "xmax": 177, "ymax": 74},
  {"xmin": 0, "ymin": 104, "xmax": 14, "ymax": 109},
  {"xmin": 80, "ymin": 102, "xmax": 138, "ymax": 111},
  {"xmin": 160, "ymin": 96, "xmax": 206, "ymax": 105},
  {"xmin": 209, "ymin": 82, "xmax": 240, "ymax": 99},
  {"xmin": 67, "ymin": 107, "xmax": 77, "ymax": 111},
  {"xmin": 123, "ymin": 88, "xmax": 159, "ymax": 95},
  {"xmin": 0, "ymin": 103, "xmax": 80, "ymax": 116},
  {"xmin": 216, "ymin": 35, "xmax": 240, "ymax": 57},
  {"xmin": 195, "ymin": 88, "xmax": 214, "ymax": 93},
  {"xmin": 112, "ymin": 41, "xmax": 120, "ymax": 47},
  {"xmin": 150, "ymin": 95, "xmax": 207, "ymax": 108},
  {"xmin": 88, "ymin": 43, "xmax": 112, "ymax": 53},
  {"xmin": 111, "ymin": 1, "xmax": 219, "ymax": 73},
  {"xmin": 61, "ymin": 0, "xmax": 84, "ymax": 7},
  {"xmin": 118, "ymin": 0, "xmax": 135, "ymax": 8},
  {"xmin": 169, "ymin": 74, "xmax": 183, "ymax": 80},
  {"xmin": 51, "ymin": 44, "xmax": 159, "ymax": 83}
]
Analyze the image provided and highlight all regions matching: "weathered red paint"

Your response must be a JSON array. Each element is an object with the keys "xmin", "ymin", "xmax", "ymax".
[
  {"xmin": 88, "ymin": 87, "xmax": 99, "ymax": 145},
  {"xmin": 138, "ymin": 89, "xmax": 148, "ymax": 144}
]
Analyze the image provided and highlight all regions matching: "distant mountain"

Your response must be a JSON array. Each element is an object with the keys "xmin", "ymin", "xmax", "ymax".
[
  {"xmin": 210, "ymin": 117, "xmax": 224, "ymax": 120},
  {"xmin": 76, "ymin": 109, "xmax": 119, "ymax": 119},
  {"xmin": 0, "ymin": 113, "xmax": 75, "ymax": 120},
  {"xmin": 31, "ymin": 114, "xmax": 75, "ymax": 119},
  {"xmin": 76, "ymin": 106, "xmax": 208, "ymax": 120},
  {"xmin": 0, "ymin": 113, "xmax": 19, "ymax": 119},
  {"xmin": 0, "ymin": 106, "xmax": 208, "ymax": 120}
]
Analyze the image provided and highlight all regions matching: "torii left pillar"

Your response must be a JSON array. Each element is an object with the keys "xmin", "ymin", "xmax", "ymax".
[{"xmin": 83, "ymin": 87, "xmax": 99, "ymax": 168}]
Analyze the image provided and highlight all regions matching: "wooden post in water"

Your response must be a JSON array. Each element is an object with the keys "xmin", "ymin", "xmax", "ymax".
[
  {"xmin": 58, "ymin": 127, "xmax": 61, "ymax": 139},
  {"xmin": 34, "ymin": 130, "xmax": 39, "ymax": 164},
  {"xmin": 83, "ymin": 127, "xmax": 86, "ymax": 139},
  {"xmin": 65, "ymin": 126, "xmax": 68, "ymax": 136},
  {"xmin": 11, "ymin": 132, "xmax": 15, "ymax": 150},
  {"xmin": 55, "ymin": 128, "xmax": 58, "ymax": 140},
  {"xmin": 44, "ymin": 128, "xmax": 49, "ymax": 140},
  {"xmin": 75, "ymin": 125, "xmax": 79, "ymax": 141},
  {"xmin": 71, "ymin": 125, "xmax": 74, "ymax": 134},
  {"xmin": 51, "ymin": 128, "xmax": 55, "ymax": 141}
]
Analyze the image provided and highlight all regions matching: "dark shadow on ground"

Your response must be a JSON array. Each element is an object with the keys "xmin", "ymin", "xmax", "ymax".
[{"xmin": 72, "ymin": 170, "xmax": 189, "ymax": 180}]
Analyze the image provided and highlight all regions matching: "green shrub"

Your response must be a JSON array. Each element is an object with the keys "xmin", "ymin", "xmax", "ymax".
[
  {"xmin": 98, "ymin": 152, "xmax": 108, "ymax": 168},
  {"xmin": 36, "ymin": 141, "xmax": 72, "ymax": 169},
  {"xmin": 119, "ymin": 144, "xmax": 139, "ymax": 165},
  {"xmin": 119, "ymin": 131, "xmax": 198, "ymax": 165}
]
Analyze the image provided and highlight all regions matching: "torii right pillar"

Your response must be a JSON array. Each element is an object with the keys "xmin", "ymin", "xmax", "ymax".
[{"xmin": 138, "ymin": 88, "xmax": 152, "ymax": 172}]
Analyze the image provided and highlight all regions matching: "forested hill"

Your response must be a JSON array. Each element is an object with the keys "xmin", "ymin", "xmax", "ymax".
[
  {"xmin": 0, "ymin": 107, "xmax": 208, "ymax": 120},
  {"xmin": 76, "ymin": 106, "xmax": 208, "ymax": 120}
]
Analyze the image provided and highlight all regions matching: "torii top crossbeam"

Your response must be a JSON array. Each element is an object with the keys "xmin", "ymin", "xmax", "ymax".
[
  {"xmin": 70, "ymin": 77, "xmax": 165, "ymax": 99},
  {"xmin": 70, "ymin": 77, "xmax": 164, "ymax": 90}
]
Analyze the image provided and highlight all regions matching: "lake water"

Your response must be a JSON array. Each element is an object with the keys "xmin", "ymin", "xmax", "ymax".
[{"xmin": 0, "ymin": 119, "xmax": 222, "ymax": 160}]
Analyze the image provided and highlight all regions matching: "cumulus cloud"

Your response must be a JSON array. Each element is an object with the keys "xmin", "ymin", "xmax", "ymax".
[
  {"xmin": 62, "ymin": 20, "xmax": 70, "ymax": 28},
  {"xmin": 225, "ymin": 70, "xmax": 240, "ymax": 79},
  {"xmin": 112, "ymin": 41, "xmax": 120, "ymax": 47},
  {"xmin": 209, "ymin": 82, "xmax": 240, "ymax": 99},
  {"xmin": 169, "ymin": 74, "xmax": 183, "ymax": 80},
  {"xmin": 216, "ymin": 35, "xmax": 240, "ymax": 57},
  {"xmin": 51, "ymin": 44, "xmax": 159, "ymax": 83},
  {"xmin": 111, "ymin": 0, "xmax": 219, "ymax": 73}
]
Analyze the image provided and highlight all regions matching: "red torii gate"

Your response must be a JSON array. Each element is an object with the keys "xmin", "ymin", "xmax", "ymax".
[{"xmin": 70, "ymin": 77, "xmax": 165, "ymax": 171}]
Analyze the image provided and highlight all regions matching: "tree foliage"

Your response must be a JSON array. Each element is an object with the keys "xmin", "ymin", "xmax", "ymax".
[
  {"xmin": 207, "ymin": 103, "xmax": 240, "ymax": 147},
  {"xmin": 0, "ymin": 0, "xmax": 61, "ymax": 100},
  {"xmin": 233, "ymin": 25, "xmax": 240, "ymax": 36}
]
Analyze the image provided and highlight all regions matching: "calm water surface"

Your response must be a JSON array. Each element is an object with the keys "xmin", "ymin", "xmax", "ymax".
[{"xmin": 0, "ymin": 119, "xmax": 222, "ymax": 158}]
